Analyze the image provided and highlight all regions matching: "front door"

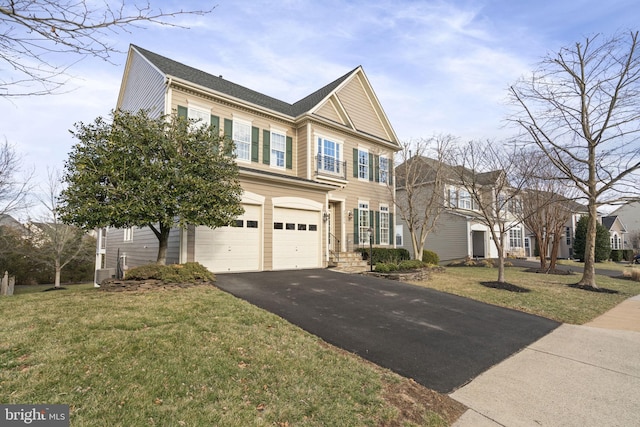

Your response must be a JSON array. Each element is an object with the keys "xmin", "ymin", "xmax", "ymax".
[{"xmin": 472, "ymin": 231, "xmax": 485, "ymax": 258}]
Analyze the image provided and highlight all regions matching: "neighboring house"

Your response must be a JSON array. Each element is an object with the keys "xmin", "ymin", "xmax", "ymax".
[
  {"xmin": 0, "ymin": 214, "xmax": 26, "ymax": 234},
  {"xmin": 610, "ymin": 202, "xmax": 640, "ymax": 249},
  {"xmin": 523, "ymin": 198, "xmax": 588, "ymax": 260},
  {"xmin": 601, "ymin": 215, "xmax": 628, "ymax": 251},
  {"xmin": 395, "ymin": 156, "xmax": 524, "ymax": 261},
  {"xmin": 100, "ymin": 45, "xmax": 400, "ymax": 274}
]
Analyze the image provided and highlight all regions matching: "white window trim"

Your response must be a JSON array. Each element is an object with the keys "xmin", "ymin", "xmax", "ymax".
[
  {"xmin": 379, "ymin": 156, "xmax": 390, "ymax": 185},
  {"xmin": 358, "ymin": 201, "xmax": 370, "ymax": 245},
  {"xmin": 316, "ymin": 134, "xmax": 344, "ymax": 175},
  {"xmin": 232, "ymin": 117, "xmax": 252, "ymax": 163},
  {"xmin": 123, "ymin": 227, "xmax": 133, "ymax": 242},
  {"xmin": 358, "ymin": 147, "xmax": 369, "ymax": 181},
  {"xmin": 187, "ymin": 101, "xmax": 211, "ymax": 123},
  {"xmin": 270, "ymin": 129, "xmax": 286, "ymax": 169},
  {"xmin": 380, "ymin": 204, "xmax": 389, "ymax": 245}
]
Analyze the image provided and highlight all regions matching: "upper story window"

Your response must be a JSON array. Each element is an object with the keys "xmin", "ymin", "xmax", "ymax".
[
  {"xmin": 188, "ymin": 106, "xmax": 210, "ymax": 127},
  {"xmin": 233, "ymin": 119, "xmax": 251, "ymax": 162},
  {"xmin": 448, "ymin": 188, "xmax": 458, "ymax": 208},
  {"xmin": 271, "ymin": 131, "xmax": 286, "ymax": 168},
  {"xmin": 358, "ymin": 149, "xmax": 369, "ymax": 180},
  {"xmin": 459, "ymin": 190, "xmax": 472, "ymax": 210},
  {"xmin": 566, "ymin": 227, "xmax": 571, "ymax": 245},
  {"xmin": 379, "ymin": 156, "xmax": 389, "ymax": 184},
  {"xmin": 317, "ymin": 137, "xmax": 342, "ymax": 175}
]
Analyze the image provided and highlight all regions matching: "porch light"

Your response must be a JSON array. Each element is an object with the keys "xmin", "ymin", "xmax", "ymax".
[{"xmin": 323, "ymin": 212, "xmax": 330, "ymax": 222}]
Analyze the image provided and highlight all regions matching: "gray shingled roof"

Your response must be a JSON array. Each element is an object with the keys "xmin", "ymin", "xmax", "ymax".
[{"xmin": 131, "ymin": 45, "xmax": 358, "ymax": 118}]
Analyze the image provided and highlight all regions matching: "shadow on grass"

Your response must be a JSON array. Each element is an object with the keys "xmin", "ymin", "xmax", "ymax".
[
  {"xmin": 43, "ymin": 287, "xmax": 67, "ymax": 292},
  {"xmin": 568, "ymin": 284, "xmax": 619, "ymax": 294},
  {"xmin": 479, "ymin": 281, "xmax": 531, "ymax": 293}
]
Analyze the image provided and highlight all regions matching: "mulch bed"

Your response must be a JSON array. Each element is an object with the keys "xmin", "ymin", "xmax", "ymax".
[
  {"xmin": 98, "ymin": 279, "xmax": 215, "ymax": 292},
  {"xmin": 480, "ymin": 281, "xmax": 531, "ymax": 293},
  {"xmin": 568, "ymin": 283, "xmax": 619, "ymax": 294}
]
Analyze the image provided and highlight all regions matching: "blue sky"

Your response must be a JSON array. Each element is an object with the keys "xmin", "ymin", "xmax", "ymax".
[{"xmin": 1, "ymin": 0, "xmax": 639, "ymax": 215}]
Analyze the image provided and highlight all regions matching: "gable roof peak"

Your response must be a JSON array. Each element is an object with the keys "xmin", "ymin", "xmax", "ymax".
[{"xmin": 129, "ymin": 44, "xmax": 362, "ymax": 118}]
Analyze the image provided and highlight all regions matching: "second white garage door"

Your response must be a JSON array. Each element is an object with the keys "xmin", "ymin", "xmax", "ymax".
[
  {"xmin": 194, "ymin": 204, "xmax": 261, "ymax": 273},
  {"xmin": 272, "ymin": 208, "xmax": 321, "ymax": 270}
]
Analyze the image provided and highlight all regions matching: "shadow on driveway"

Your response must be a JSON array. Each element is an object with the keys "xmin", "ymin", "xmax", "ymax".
[{"xmin": 216, "ymin": 269, "xmax": 560, "ymax": 393}]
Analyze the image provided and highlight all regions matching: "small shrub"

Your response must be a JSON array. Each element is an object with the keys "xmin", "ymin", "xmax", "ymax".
[
  {"xmin": 125, "ymin": 262, "xmax": 215, "ymax": 284},
  {"xmin": 480, "ymin": 259, "xmax": 494, "ymax": 268},
  {"xmin": 421, "ymin": 250, "xmax": 440, "ymax": 265},
  {"xmin": 398, "ymin": 260, "xmax": 428, "ymax": 271},
  {"xmin": 356, "ymin": 248, "xmax": 410, "ymax": 264},
  {"xmin": 610, "ymin": 250, "xmax": 623, "ymax": 262},
  {"xmin": 504, "ymin": 261, "xmax": 514, "ymax": 267},
  {"xmin": 464, "ymin": 259, "xmax": 477, "ymax": 266},
  {"xmin": 374, "ymin": 263, "xmax": 400, "ymax": 272},
  {"xmin": 623, "ymin": 249, "xmax": 634, "ymax": 261},
  {"xmin": 631, "ymin": 269, "xmax": 640, "ymax": 282}
]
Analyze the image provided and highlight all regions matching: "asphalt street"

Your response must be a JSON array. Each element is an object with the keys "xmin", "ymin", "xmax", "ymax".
[{"xmin": 215, "ymin": 269, "xmax": 560, "ymax": 393}]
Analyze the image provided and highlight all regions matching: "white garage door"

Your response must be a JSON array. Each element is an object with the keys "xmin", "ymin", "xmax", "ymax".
[
  {"xmin": 194, "ymin": 204, "xmax": 261, "ymax": 272},
  {"xmin": 273, "ymin": 208, "xmax": 321, "ymax": 270}
]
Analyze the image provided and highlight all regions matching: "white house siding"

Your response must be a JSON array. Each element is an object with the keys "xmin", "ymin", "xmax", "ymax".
[{"xmin": 118, "ymin": 49, "xmax": 166, "ymax": 116}]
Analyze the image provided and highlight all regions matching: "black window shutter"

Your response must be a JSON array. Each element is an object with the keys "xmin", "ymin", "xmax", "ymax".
[
  {"xmin": 177, "ymin": 105, "xmax": 188, "ymax": 118},
  {"xmin": 369, "ymin": 210, "xmax": 375, "ymax": 242},
  {"xmin": 224, "ymin": 119, "xmax": 233, "ymax": 141},
  {"xmin": 251, "ymin": 127, "xmax": 259, "ymax": 162},
  {"xmin": 368, "ymin": 153, "xmax": 374, "ymax": 181},
  {"xmin": 353, "ymin": 148, "xmax": 358, "ymax": 178},
  {"xmin": 389, "ymin": 214, "xmax": 394, "ymax": 247},
  {"xmin": 375, "ymin": 210, "xmax": 380, "ymax": 244},
  {"xmin": 353, "ymin": 208, "xmax": 359, "ymax": 243},
  {"xmin": 263, "ymin": 130, "xmax": 270, "ymax": 165},
  {"xmin": 210, "ymin": 115, "xmax": 220, "ymax": 134},
  {"xmin": 286, "ymin": 136, "xmax": 293, "ymax": 169}
]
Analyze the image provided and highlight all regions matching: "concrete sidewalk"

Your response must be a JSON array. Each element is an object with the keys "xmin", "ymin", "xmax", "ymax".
[{"xmin": 451, "ymin": 294, "xmax": 640, "ymax": 427}]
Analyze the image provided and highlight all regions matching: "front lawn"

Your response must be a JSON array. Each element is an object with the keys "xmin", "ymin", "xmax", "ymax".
[
  {"xmin": 0, "ymin": 284, "xmax": 464, "ymax": 426},
  {"xmin": 410, "ymin": 267, "xmax": 639, "ymax": 324}
]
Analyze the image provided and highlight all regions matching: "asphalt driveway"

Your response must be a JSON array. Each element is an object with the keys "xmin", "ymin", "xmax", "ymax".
[{"xmin": 215, "ymin": 269, "xmax": 560, "ymax": 393}]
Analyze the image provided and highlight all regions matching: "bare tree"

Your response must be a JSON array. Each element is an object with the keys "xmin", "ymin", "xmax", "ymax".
[
  {"xmin": 0, "ymin": 1, "xmax": 214, "ymax": 97},
  {"xmin": 510, "ymin": 31, "xmax": 640, "ymax": 289},
  {"xmin": 30, "ymin": 168, "xmax": 87, "ymax": 287},
  {"xmin": 454, "ymin": 140, "xmax": 534, "ymax": 283},
  {"xmin": 393, "ymin": 135, "xmax": 456, "ymax": 260},
  {"xmin": 520, "ymin": 155, "xmax": 578, "ymax": 271},
  {"xmin": 0, "ymin": 140, "xmax": 32, "ymax": 215}
]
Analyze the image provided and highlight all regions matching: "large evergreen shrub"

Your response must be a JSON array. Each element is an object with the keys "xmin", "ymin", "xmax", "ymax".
[{"xmin": 573, "ymin": 216, "xmax": 612, "ymax": 262}]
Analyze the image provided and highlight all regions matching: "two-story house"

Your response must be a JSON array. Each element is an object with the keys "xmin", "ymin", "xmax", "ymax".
[
  {"xmin": 395, "ymin": 156, "xmax": 525, "ymax": 261},
  {"xmin": 98, "ymin": 45, "xmax": 400, "ymax": 275}
]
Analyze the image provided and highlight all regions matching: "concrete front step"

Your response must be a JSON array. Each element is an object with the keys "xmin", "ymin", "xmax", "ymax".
[{"xmin": 328, "ymin": 251, "xmax": 368, "ymax": 269}]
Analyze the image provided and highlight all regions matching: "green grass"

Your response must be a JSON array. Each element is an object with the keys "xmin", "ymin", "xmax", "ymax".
[
  {"xmin": 411, "ymin": 267, "xmax": 640, "ymax": 324},
  {"xmin": 0, "ymin": 285, "xmax": 457, "ymax": 426},
  {"xmin": 556, "ymin": 259, "xmax": 640, "ymax": 273}
]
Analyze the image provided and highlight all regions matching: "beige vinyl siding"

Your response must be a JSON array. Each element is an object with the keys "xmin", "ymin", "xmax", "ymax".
[
  {"xmin": 315, "ymin": 99, "xmax": 344, "ymax": 124},
  {"xmin": 118, "ymin": 50, "xmax": 166, "ymax": 116},
  {"xmin": 296, "ymin": 126, "xmax": 308, "ymax": 179},
  {"xmin": 424, "ymin": 212, "xmax": 470, "ymax": 261},
  {"xmin": 105, "ymin": 226, "xmax": 180, "ymax": 269},
  {"xmin": 240, "ymin": 178, "xmax": 326, "ymax": 270},
  {"xmin": 335, "ymin": 76, "xmax": 388, "ymax": 140},
  {"xmin": 170, "ymin": 88, "xmax": 300, "ymax": 175}
]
